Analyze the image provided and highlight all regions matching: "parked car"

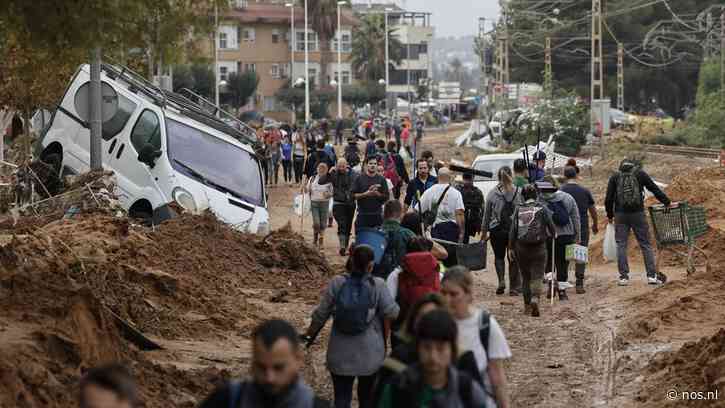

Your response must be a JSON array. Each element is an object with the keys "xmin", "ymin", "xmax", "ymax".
[
  {"xmin": 471, "ymin": 153, "xmax": 522, "ymax": 199},
  {"xmin": 37, "ymin": 63, "xmax": 269, "ymax": 234},
  {"xmin": 610, "ymin": 108, "xmax": 634, "ymax": 130}
]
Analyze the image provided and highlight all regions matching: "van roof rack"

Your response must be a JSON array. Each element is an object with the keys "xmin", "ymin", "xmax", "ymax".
[{"xmin": 100, "ymin": 62, "xmax": 261, "ymax": 153}]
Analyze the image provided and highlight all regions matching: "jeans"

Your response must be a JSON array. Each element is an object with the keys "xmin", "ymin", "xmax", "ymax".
[
  {"xmin": 575, "ymin": 223, "xmax": 590, "ymax": 284},
  {"xmin": 615, "ymin": 211, "xmax": 657, "ymax": 279},
  {"xmin": 282, "ymin": 159, "xmax": 292, "ymax": 182},
  {"xmin": 270, "ymin": 154, "xmax": 280, "ymax": 184},
  {"xmin": 333, "ymin": 203, "xmax": 355, "ymax": 246},
  {"xmin": 432, "ymin": 221, "xmax": 460, "ymax": 267},
  {"xmin": 331, "ymin": 373, "xmax": 376, "ymax": 408},
  {"xmin": 310, "ymin": 200, "xmax": 330, "ymax": 231},
  {"xmin": 490, "ymin": 229, "xmax": 520, "ymax": 291},
  {"xmin": 516, "ymin": 241, "xmax": 547, "ymax": 304},
  {"xmin": 546, "ymin": 235, "xmax": 575, "ymax": 286},
  {"xmin": 293, "ymin": 155, "xmax": 305, "ymax": 184},
  {"xmin": 335, "ymin": 130, "xmax": 343, "ymax": 145},
  {"xmin": 355, "ymin": 212, "xmax": 383, "ymax": 234}
]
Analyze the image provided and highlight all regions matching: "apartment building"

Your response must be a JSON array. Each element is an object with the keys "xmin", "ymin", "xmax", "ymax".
[
  {"xmin": 213, "ymin": 1, "xmax": 358, "ymax": 122},
  {"xmin": 354, "ymin": 3, "xmax": 434, "ymax": 102}
]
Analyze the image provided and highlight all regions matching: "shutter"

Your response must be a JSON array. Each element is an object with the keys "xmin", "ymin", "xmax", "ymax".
[
  {"xmin": 250, "ymin": 28, "xmax": 256, "ymax": 42},
  {"xmin": 237, "ymin": 26, "xmax": 242, "ymax": 44}
]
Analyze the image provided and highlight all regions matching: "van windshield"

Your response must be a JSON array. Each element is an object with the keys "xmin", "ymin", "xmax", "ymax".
[
  {"xmin": 473, "ymin": 159, "xmax": 513, "ymax": 182},
  {"xmin": 166, "ymin": 118, "xmax": 264, "ymax": 206}
]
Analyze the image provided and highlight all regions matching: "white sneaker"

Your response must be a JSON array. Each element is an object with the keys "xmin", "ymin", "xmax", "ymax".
[
  {"xmin": 647, "ymin": 277, "xmax": 663, "ymax": 285},
  {"xmin": 618, "ymin": 278, "xmax": 630, "ymax": 286}
]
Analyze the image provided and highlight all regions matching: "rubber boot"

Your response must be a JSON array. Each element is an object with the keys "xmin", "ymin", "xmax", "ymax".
[
  {"xmin": 338, "ymin": 235, "xmax": 348, "ymax": 256},
  {"xmin": 524, "ymin": 303, "xmax": 532, "ymax": 315},
  {"xmin": 313, "ymin": 231, "xmax": 319, "ymax": 249},
  {"xmin": 495, "ymin": 258, "xmax": 506, "ymax": 295},
  {"xmin": 576, "ymin": 279, "xmax": 586, "ymax": 294},
  {"xmin": 318, "ymin": 235, "xmax": 324, "ymax": 249},
  {"xmin": 558, "ymin": 289, "xmax": 568, "ymax": 301},
  {"xmin": 530, "ymin": 299, "xmax": 540, "ymax": 317}
]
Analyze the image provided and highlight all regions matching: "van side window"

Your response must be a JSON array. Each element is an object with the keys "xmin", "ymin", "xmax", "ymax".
[
  {"xmin": 102, "ymin": 85, "xmax": 137, "ymax": 140},
  {"xmin": 130, "ymin": 110, "xmax": 161, "ymax": 153}
]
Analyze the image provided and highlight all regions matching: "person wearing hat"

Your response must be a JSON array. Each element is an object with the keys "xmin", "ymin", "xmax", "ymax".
[
  {"xmin": 456, "ymin": 172, "xmax": 485, "ymax": 244},
  {"xmin": 419, "ymin": 168, "xmax": 466, "ymax": 267},
  {"xmin": 530, "ymin": 151, "xmax": 547, "ymax": 182}
]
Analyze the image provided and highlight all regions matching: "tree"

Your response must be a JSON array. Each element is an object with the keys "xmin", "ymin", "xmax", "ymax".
[
  {"xmin": 225, "ymin": 71, "xmax": 259, "ymax": 109},
  {"xmin": 190, "ymin": 64, "xmax": 216, "ymax": 99},
  {"xmin": 350, "ymin": 14, "xmax": 404, "ymax": 82},
  {"xmin": 342, "ymin": 82, "xmax": 386, "ymax": 113},
  {"xmin": 308, "ymin": 0, "xmax": 342, "ymax": 89}
]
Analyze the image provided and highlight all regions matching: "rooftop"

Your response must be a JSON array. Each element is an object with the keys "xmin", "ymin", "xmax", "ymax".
[{"xmin": 225, "ymin": 3, "xmax": 358, "ymax": 26}]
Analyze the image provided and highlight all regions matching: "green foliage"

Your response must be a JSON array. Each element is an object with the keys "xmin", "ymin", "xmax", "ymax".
[
  {"xmin": 351, "ymin": 14, "xmax": 404, "ymax": 82},
  {"xmin": 225, "ymin": 71, "xmax": 259, "ymax": 109},
  {"xmin": 275, "ymin": 80, "xmax": 335, "ymax": 120},
  {"xmin": 342, "ymin": 82, "xmax": 385, "ymax": 113},
  {"xmin": 172, "ymin": 64, "xmax": 215, "ymax": 99},
  {"xmin": 512, "ymin": 96, "xmax": 589, "ymax": 156}
]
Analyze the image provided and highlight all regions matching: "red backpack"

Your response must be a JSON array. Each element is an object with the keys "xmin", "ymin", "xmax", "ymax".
[
  {"xmin": 383, "ymin": 154, "xmax": 401, "ymax": 187},
  {"xmin": 398, "ymin": 252, "xmax": 440, "ymax": 313}
]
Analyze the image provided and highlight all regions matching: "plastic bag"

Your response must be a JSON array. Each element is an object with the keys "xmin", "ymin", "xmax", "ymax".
[
  {"xmin": 293, "ymin": 194, "xmax": 311, "ymax": 216},
  {"xmin": 399, "ymin": 147, "xmax": 411, "ymax": 162},
  {"xmin": 603, "ymin": 224, "xmax": 617, "ymax": 263}
]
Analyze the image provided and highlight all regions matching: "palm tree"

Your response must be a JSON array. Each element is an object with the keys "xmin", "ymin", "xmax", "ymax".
[
  {"xmin": 307, "ymin": 0, "xmax": 339, "ymax": 90},
  {"xmin": 350, "ymin": 14, "xmax": 404, "ymax": 83}
]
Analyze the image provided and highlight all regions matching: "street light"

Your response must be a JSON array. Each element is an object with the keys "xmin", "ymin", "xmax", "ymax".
[
  {"xmin": 295, "ymin": 77, "xmax": 306, "ymax": 87},
  {"xmin": 336, "ymin": 1, "xmax": 347, "ymax": 121},
  {"xmin": 214, "ymin": 4, "xmax": 220, "ymax": 111},
  {"xmin": 304, "ymin": 0, "xmax": 310, "ymax": 124},
  {"xmin": 330, "ymin": 79, "xmax": 338, "ymax": 87},
  {"xmin": 384, "ymin": 7, "xmax": 393, "ymax": 118},
  {"xmin": 286, "ymin": 2, "xmax": 296, "ymax": 124},
  {"xmin": 378, "ymin": 78, "xmax": 386, "ymax": 85}
]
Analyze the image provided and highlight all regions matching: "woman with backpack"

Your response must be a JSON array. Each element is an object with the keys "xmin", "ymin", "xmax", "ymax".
[
  {"xmin": 377, "ymin": 309, "xmax": 489, "ymax": 408},
  {"xmin": 509, "ymin": 185, "xmax": 556, "ymax": 316},
  {"xmin": 302, "ymin": 245, "xmax": 399, "ymax": 408},
  {"xmin": 538, "ymin": 177, "xmax": 581, "ymax": 301},
  {"xmin": 483, "ymin": 166, "xmax": 523, "ymax": 296},
  {"xmin": 441, "ymin": 267, "xmax": 512, "ymax": 408}
]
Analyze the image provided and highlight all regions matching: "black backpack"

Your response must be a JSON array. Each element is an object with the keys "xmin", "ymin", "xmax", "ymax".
[
  {"xmin": 547, "ymin": 199, "xmax": 571, "ymax": 227},
  {"xmin": 333, "ymin": 276, "xmax": 376, "ymax": 335},
  {"xmin": 374, "ymin": 230, "xmax": 400, "ymax": 280},
  {"xmin": 497, "ymin": 187, "xmax": 518, "ymax": 233},
  {"xmin": 616, "ymin": 165, "xmax": 642, "ymax": 210}
]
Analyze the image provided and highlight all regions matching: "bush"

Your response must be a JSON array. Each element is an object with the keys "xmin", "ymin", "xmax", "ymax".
[{"xmin": 512, "ymin": 95, "xmax": 589, "ymax": 156}]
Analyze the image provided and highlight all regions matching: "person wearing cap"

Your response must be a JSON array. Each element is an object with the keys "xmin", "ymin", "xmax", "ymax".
[
  {"xmin": 560, "ymin": 165, "xmax": 598, "ymax": 293},
  {"xmin": 513, "ymin": 158, "xmax": 529, "ymax": 188},
  {"xmin": 419, "ymin": 168, "xmax": 466, "ymax": 267},
  {"xmin": 530, "ymin": 151, "xmax": 546, "ymax": 182},
  {"xmin": 456, "ymin": 172, "xmax": 485, "ymax": 244}
]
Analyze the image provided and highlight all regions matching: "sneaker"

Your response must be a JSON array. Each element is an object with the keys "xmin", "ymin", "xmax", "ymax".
[
  {"xmin": 618, "ymin": 278, "xmax": 630, "ymax": 286},
  {"xmin": 524, "ymin": 304, "xmax": 532, "ymax": 315},
  {"xmin": 576, "ymin": 287, "xmax": 586, "ymax": 294},
  {"xmin": 558, "ymin": 290, "xmax": 569, "ymax": 301},
  {"xmin": 495, "ymin": 287, "xmax": 505, "ymax": 295},
  {"xmin": 647, "ymin": 277, "xmax": 663, "ymax": 285},
  {"xmin": 530, "ymin": 301, "xmax": 540, "ymax": 317}
]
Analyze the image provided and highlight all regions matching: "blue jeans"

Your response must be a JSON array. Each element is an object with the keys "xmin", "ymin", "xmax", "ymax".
[
  {"xmin": 615, "ymin": 211, "xmax": 657, "ymax": 279},
  {"xmin": 310, "ymin": 200, "xmax": 329, "ymax": 231}
]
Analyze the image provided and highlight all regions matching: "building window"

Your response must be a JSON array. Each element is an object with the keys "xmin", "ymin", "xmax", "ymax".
[
  {"xmin": 244, "ymin": 63, "xmax": 256, "ymax": 73},
  {"xmin": 220, "ymin": 66, "xmax": 228, "ymax": 81},
  {"xmin": 264, "ymin": 96, "xmax": 277, "ymax": 111},
  {"xmin": 241, "ymin": 28, "xmax": 255, "ymax": 42},
  {"xmin": 271, "ymin": 64, "xmax": 280, "ymax": 79},
  {"xmin": 342, "ymin": 70, "xmax": 351, "ymax": 85},
  {"xmin": 272, "ymin": 29, "xmax": 280, "ymax": 43},
  {"xmin": 219, "ymin": 32, "xmax": 228, "ymax": 49},
  {"xmin": 333, "ymin": 30, "xmax": 352, "ymax": 53},
  {"xmin": 296, "ymin": 30, "xmax": 319, "ymax": 52}
]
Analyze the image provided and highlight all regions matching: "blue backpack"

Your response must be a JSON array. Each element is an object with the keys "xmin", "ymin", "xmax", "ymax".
[
  {"xmin": 334, "ymin": 276, "xmax": 376, "ymax": 335},
  {"xmin": 547, "ymin": 200, "xmax": 571, "ymax": 227}
]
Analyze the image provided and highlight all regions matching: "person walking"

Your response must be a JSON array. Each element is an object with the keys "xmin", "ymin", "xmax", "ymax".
[
  {"xmin": 440, "ymin": 267, "xmax": 512, "ymax": 408},
  {"xmin": 199, "ymin": 320, "xmax": 326, "ymax": 408},
  {"xmin": 509, "ymin": 185, "xmax": 555, "ymax": 317},
  {"xmin": 292, "ymin": 127, "xmax": 306, "ymax": 184},
  {"xmin": 377, "ymin": 200, "xmax": 416, "ymax": 279},
  {"xmin": 305, "ymin": 162, "xmax": 334, "ymax": 249},
  {"xmin": 270, "ymin": 139, "xmax": 282, "ymax": 185},
  {"xmin": 335, "ymin": 119, "xmax": 345, "ymax": 145},
  {"xmin": 343, "ymin": 138, "xmax": 361, "ymax": 170},
  {"xmin": 303, "ymin": 141, "xmax": 333, "ymax": 184},
  {"xmin": 605, "ymin": 158, "xmax": 671, "ymax": 286},
  {"xmin": 302, "ymin": 245, "xmax": 399, "ymax": 408},
  {"xmin": 456, "ymin": 173, "xmax": 485, "ymax": 244},
  {"xmin": 404, "ymin": 159, "xmax": 437, "ymax": 213},
  {"xmin": 281, "ymin": 136, "xmax": 294, "ymax": 184},
  {"xmin": 560, "ymin": 165, "xmax": 598, "ymax": 293},
  {"xmin": 529, "ymin": 151, "xmax": 546, "ymax": 182},
  {"xmin": 352, "ymin": 156, "xmax": 390, "ymax": 231},
  {"xmin": 538, "ymin": 178, "xmax": 581, "ymax": 300},
  {"xmin": 512, "ymin": 158, "xmax": 529, "ymax": 188},
  {"xmin": 377, "ymin": 309, "xmax": 490, "ymax": 408},
  {"xmin": 482, "ymin": 166, "xmax": 522, "ymax": 296},
  {"xmin": 383, "ymin": 141, "xmax": 409, "ymax": 201},
  {"xmin": 330, "ymin": 159, "xmax": 357, "ymax": 256},
  {"xmin": 419, "ymin": 168, "xmax": 465, "ymax": 267}
]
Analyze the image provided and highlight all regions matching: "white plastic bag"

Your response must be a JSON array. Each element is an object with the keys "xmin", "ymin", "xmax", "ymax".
[
  {"xmin": 399, "ymin": 147, "xmax": 411, "ymax": 162},
  {"xmin": 603, "ymin": 224, "xmax": 617, "ymax": 263},
  {"xmin": 293, "ymin": 194, "xmax": 311, "ymax": 216}
]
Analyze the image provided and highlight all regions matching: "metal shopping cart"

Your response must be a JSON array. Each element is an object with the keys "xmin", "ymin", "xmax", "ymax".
[{"xmin": 648, "ymin": 201, "xmax": 709, "ymax": 276}]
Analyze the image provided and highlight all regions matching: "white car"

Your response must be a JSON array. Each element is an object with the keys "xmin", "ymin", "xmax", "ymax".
[
  {"xmin": 37, "ymin": 63, "xmax": 269, "ymax": 234},
  {"xmin": 471, "ymin": 153, "xmax": 522, "ymax": 199}
]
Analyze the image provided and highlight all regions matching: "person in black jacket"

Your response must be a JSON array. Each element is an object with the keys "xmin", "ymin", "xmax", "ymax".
[
  {"xmin": 302, "ymin": 141, "xmax": 333, "ymax": 184},
  {"xmin": 384, "ymin": 141, "xmax": 410, "ymax": 201},
  {"xmin": 330, "ymin": 158, "xmax": 357, "ymax": 256},
  {"xmin": 605, "ymin": 159, "xmax": 671, "ymax": 286}
]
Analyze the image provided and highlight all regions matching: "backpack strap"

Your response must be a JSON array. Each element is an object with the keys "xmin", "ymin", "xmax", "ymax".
[
  {"xmin": 478, "ymin": 309, "xmax": 491, "ymax": 359},
  {"xmin": 228, "ymin": 381, "xmax": 243, "ymax": 408},
  {"xmin": 436, "ymin": 185, "xmax": 452, "ymax": 208},
  {"xmin": 458, "ymin": 372, "xmax": 475, "ymax": 408}
]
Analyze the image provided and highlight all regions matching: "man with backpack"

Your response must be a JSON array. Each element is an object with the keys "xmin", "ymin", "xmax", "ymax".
[
  {"xmin": 302, "ymin": 245, "xmax": 399, "ymax": 408},
  {"xmin": 330, "ymin": 159, "xmax": 358, "ymax": 256},
  {"xmin": 456, "ymin": 173, "xmax": 485, "ymax": 244},
  {"xmin": 383, "ymin": 141, "xmax": 409, "ymax": 201},
  {"xmin": 509, "ymin": 185, "xmax": 556, "ymax": 317},
  {"xmin": 538, "ymin": 178, "xmax": 581, "ymax": 301},
  {"xmin": 419, "ymin": 168, "xmax": 466, "ymax": 267},
  {"xmin": 605, "ymin": 159, "xmax": 671, "ymax": 286},
  {"xmin": 199, "ymin": 320, "xmax": 327, "ymax": 408},
  {"xmin": 377, "ymin": 200, "xmax": 416, "ymax": 279},
  {"xmin": 343, "ymin": 138, "xmax": 361, "ymax": 169},
  {"xmin": 403, "ymin": 159, "xmax": 437, "ymax": 213}
]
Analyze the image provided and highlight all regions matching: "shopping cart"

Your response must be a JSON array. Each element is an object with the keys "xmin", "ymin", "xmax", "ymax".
[{"xmin": 648, "ymin": 201, "xmax": 709, "ymax": 275}]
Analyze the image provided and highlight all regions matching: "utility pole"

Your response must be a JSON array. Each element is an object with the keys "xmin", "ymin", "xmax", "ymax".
[
  {"xmin": 214, "ymin": 4, "xmax": 219, "ymax": 109},
  {"xmin": 617, "ymin": 42, "xmax": 624, "ymax": 111},
  {"xmin": 89, "ymin": 47, "xmax": 102, "ymax": 170},
  {"xmin": 544, "ymin": 36, "xmax": 552, "ymax": 99},
  {"xmin": 479, "ymin": 18, "xmax": 487, "ymax": 101},
  {"xmin": 721, "ymin": 12, "xmax": 724, "ymax": 103},
  {"xmin": 502, "ymin": 9, "xmax": 510, "ymax": 104},
  {"xmin": 591, "ymin": 0, "xmax": 605, "ymax": 158}
]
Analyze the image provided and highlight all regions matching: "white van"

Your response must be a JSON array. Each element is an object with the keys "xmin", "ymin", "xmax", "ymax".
[
  {"xmin": 471, "ymin": 153, "xmax": 522, "ymax": 199},
  {"xmin": 37, "ymin": 63, "xmax": 269, "ymax": 234}
]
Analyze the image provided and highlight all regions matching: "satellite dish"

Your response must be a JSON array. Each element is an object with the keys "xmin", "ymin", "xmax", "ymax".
[{"xmin": 74, "ymin": 82, "xmax": 119, "ymax": 123}]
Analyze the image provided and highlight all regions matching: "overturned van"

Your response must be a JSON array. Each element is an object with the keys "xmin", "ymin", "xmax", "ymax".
[{"xmin": 37, "ymin": 63, "xmax": 270, "ymax": 234}]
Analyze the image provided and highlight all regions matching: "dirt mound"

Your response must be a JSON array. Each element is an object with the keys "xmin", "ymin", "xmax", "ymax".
[
  {"xmin": 655, "ymin": 167, "xmax": 725, "ymax": 220},
  {"xmin": 635, "ymin": 328, "xmax": 725, "ymax": 407}
]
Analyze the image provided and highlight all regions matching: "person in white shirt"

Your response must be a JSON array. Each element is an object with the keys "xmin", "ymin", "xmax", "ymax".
[
  {"xmin": 418, "ymin": 167, "xmax": 465, "ymax": 267},
  {"xmin": 441, "ymin": 267, "xmax": 512, "ymax": 408},
  {"xmin": 304, "ymin": 162, "xmax": 333, "ymax": 249}
]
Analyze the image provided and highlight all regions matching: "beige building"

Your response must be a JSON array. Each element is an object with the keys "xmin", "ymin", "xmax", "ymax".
[{"xmin": 210, "ymin": 1, "xmax": 359, "ymax": 122}]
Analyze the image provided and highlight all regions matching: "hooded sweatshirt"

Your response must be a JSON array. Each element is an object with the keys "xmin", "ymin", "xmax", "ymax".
[
  {"xmin": 483, "ymin": 185, "xmax": 524, "ymax": 233},
  {"xmin": 541, "ymin": 190, "xmax": 581, "ymax": 241}
]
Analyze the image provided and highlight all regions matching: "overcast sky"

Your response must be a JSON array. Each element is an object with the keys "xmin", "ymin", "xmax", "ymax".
[{"xmin": 404, "ymin": 0, "xmax": 500, "ymax": 38}]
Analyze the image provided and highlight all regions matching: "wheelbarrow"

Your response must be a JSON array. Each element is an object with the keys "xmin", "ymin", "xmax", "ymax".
[{"xmin": 648, "ymin": 201, "xmax": 709, "ymax": 276}]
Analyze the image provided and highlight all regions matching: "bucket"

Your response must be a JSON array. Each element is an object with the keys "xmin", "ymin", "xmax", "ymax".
[{"xmin": 354, "ymin": 228, "xmax": 388, "ymax": 265}]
